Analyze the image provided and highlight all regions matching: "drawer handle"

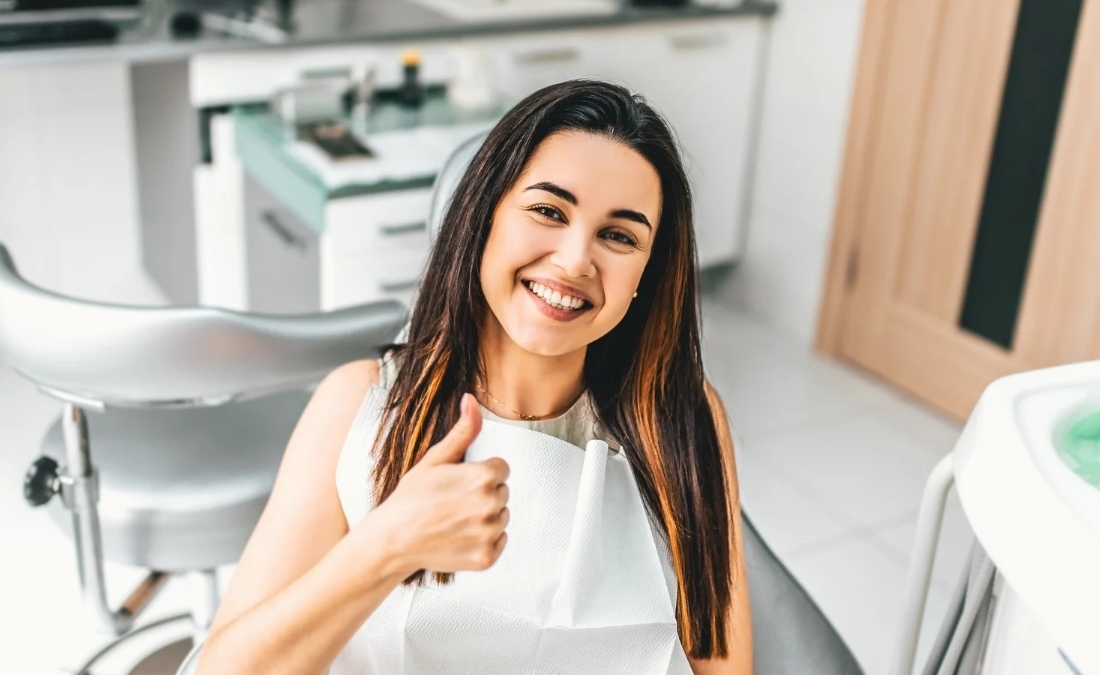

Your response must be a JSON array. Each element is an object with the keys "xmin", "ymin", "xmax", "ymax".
[
  {"xmin": 261, "ymin": 211, "xmax": 309, "ymax": 253},
  {"xmin": 379, "ymin": 221, "xmax": 427, "ymax": 236},
  {"xmin": 669, "ymin": 33, "xmax": 726, "ymax": 51},
  {"xmin": 514, "ymin": 47, "xmax": 580, "ymax": 66},
  {"xmin": 378, "ymin": 278, "xmax": 420, "ymax": 293}
]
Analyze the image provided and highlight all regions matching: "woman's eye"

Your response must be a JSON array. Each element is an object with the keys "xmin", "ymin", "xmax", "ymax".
[
  {"xmin": 602, "ymin": 230, "xmax": 638, "ymax": 247},
  {"xmin": 529, "ymin": 204, "xmax": 565, "ymax": 222}
]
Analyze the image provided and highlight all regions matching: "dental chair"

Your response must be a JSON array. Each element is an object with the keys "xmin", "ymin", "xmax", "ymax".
[
  {"xmin": 1, "ymin": 244, "xmax": 406, "ymax": 674},
  {"xmin": 428, "ymin": 132, "xmax": 865, "ymax": 675},
  {"xmin": 179, "ymin": 132, "xmax": 866, "ymax": 675}
]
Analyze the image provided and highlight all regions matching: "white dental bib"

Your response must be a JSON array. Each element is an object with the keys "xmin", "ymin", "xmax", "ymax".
[{"xmin": 332, "ymin": 386, "xmax": 693, "ymax": 674}]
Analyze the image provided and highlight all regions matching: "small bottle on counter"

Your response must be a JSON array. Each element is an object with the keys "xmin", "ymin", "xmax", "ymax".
[
  {"xmin": 349, "ymin": 63, "xmax": 377, "ymax": 123},
  {"xmin": 399, "ymin": 50, "xmax": 425, "ymax": 108}
]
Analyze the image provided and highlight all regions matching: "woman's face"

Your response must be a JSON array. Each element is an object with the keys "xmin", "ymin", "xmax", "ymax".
[{"xmin": 480, "ymin": 130, "xmax": 662, "ymax": 357}]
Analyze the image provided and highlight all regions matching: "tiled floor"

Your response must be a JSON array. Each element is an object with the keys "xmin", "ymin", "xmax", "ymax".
[
  {"xmin": 1, "ymin": 266, "xmax": 974, "ymax": 675},
  {"xmin": 701, "ymin": 297, "xmax": 973, "ymax": 674}
]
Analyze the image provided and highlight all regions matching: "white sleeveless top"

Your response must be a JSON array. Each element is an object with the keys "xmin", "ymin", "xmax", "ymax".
[{"xmin": 330, "ymin": 364, "xmax": 693, "ymax": 674}]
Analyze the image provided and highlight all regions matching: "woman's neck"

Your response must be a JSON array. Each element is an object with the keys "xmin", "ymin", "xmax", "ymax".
[{"xmin": 477, "ymin": 318, "xmax": 586, "ymax": 421}]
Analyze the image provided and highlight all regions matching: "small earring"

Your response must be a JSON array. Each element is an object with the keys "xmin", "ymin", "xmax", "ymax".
[{"xmin": 632, "ymin": 291, "xmax": 638, "ymax": 298}]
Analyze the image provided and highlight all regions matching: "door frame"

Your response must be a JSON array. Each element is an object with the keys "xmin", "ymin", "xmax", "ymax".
[{"xmin": 815, "ymin": 0, "xmax": 893, "ymax": 357}]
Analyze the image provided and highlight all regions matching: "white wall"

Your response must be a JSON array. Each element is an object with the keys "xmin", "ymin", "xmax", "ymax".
[
  {"xmin": 729, "ymin": 0, "xmax": 867, "ymax": 344},
  {"xmin": 0, "ymin": 62, "xmax": 163, "ymax": 305}
]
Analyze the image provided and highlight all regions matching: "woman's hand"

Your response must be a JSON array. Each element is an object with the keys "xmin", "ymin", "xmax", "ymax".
[{"xmin": 370, "ymin": 393, "xmax": 511, "ymax": 576}]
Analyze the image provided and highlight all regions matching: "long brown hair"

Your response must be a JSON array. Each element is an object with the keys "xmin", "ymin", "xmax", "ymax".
[{"xmin": 371, "ymin": 79, "xmax": 736, "ymax": 659}]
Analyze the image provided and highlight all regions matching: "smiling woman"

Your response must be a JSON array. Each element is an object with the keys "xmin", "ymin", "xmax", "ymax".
[
  {"xmin": 480, "ymin": 131, "xmax": 661, "ymax": 358},
  {"xmin": 196, "ymin": 80, "xmax": 751, "ymax": 675}
]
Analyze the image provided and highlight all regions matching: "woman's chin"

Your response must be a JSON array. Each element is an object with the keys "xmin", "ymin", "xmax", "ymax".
[{"xmin": 507, "ymin": 327, "xmax": 587, "ymax": 358}]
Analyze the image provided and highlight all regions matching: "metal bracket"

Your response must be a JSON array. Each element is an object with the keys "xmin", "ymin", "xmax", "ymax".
[
  {"xmin": 60, "ymin": 403, "xmax": 168, "ymax": 636},
  {"xmin": 58, "ymin": 467, "xmax": 98, "ymax": 510}
]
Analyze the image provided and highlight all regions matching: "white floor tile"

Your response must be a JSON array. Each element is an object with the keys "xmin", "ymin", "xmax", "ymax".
[
  {"xmin": 784, "ymin": 534, "xmax": 955, "ymax": 675},
  {"xmin": 747, "ymin": 410, "xmax": 956, "ymax": 530},
  {"xmin": 701, "ymin": 302, "xmax": 895, "ymax": 444},
  {"xmin": 871, "ymin": 491, "xmax": 977, "ymax": 593},
  {"xmin": 737, "ymin": 449, "xmax": 858, "ymax": 557}
]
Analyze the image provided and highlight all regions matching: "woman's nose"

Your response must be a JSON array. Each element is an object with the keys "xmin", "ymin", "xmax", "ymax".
[{"xmin": 550, "ymin": 227, "xmax": 597, "ymax": 278}]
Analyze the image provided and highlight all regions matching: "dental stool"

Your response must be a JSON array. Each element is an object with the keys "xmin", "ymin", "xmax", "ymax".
[{"xmin": 0, "ymin": 243, "xmax": 406, "ymax": 674}]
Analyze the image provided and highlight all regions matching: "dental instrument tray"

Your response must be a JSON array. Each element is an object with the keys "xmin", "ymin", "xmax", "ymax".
[{"xmin": 300, "ymin": 122, "xmax": 374, "ymax": 162}]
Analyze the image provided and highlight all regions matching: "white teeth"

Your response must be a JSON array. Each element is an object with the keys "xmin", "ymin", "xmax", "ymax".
[{"xmin": 525, "ymin": 281, "xmax": 586, "ymax": 311}]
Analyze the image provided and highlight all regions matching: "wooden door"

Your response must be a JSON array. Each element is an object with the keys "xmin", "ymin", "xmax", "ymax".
[{"xmin": 817, "ymin": 0, "xmax": 1100, "ymax": 420}]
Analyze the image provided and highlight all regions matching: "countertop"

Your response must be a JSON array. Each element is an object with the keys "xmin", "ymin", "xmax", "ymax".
[{"xmin": 0, "ymin": 0, "xmax": 777, "ymax": 67}]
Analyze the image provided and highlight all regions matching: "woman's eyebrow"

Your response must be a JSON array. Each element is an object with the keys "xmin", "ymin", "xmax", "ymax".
[
  {"xmin": 610, "ymin": 209, "xmax": 651, "ymax": 229},
  {"xmin": 524, "ymin": 182, "xmax": 577, "ymax": 204},
  {"xmin": 524, "ymin": 181, "xmax": 652, "ymax": 229}
]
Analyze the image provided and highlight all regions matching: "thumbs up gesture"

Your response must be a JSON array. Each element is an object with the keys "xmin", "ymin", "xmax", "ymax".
[{"xmin": 374, "ymin": 393, "xmax": 511, "ymax": 575}]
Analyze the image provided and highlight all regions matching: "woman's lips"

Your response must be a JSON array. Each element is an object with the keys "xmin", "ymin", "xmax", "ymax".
[
  {"xmin": 521, "ymin": 277, "xmax": 595, "ymax": 306},
  {"xmin": 523, "ymin": 282, "xmax": 592, "ymax": 322}
]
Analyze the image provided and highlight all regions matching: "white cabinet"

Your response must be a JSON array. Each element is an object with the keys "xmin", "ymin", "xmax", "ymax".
[
  {"xmin": 591, "ymin": 22, "xmax": 764, "ymax": 265},
  {"xmin": 196, "ymin": 113, "xmax": 434, "ymax": 313},
  {"xmin": 321, "ymin": 189, "xmax": 433, "ymax": 310},
  {"xmin": 480, "ymin": 30, "xmax": 597, "ymax": 99},
  {"xmin": 244, "ymin": 174, "xmax": 323, "ymax": 313}
]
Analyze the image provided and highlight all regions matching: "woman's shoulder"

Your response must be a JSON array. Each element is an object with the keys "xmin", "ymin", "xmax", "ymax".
[
  {"xmin": 303, "ymin": 359, "xmax": 383, "ymax": 429},
  {"xmin": 325, "ymin": 359, "xmax": 383, "ymax": 394}
]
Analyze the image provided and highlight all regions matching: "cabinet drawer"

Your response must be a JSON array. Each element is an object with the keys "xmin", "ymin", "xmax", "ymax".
[
  {"xmin": 322, "ymin": 268, "xmax": 423, "ymax": 311},
  {"xmin": 325, "ymin": 188, "xmax": 434, "ymax": 252},
  {"xmin": 244, "ymin": 174, "xmax": 321, "ymax": 314},
  {"xmin": 476, "ymin": 30, "xmax": 600, "ymax": 100},
  {"xmin": 322, "ymin": 246, "xmax": 428, "ymax": 308},
  {"xmin": 321, "ymin": 189, "xmax": 434, "ymax": 311}
]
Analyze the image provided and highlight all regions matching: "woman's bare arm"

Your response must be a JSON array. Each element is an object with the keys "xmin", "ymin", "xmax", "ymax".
[
  {"xmin": 197, "ymin": 359, "xmax": 408, "ymax": 675},
  {"xmin": 195, "ymin": 359, "xmax": 511, "ymax": 675},
  {"xmin": 688, "ymin": 382, "xmax": 753, "ymax": 675}
]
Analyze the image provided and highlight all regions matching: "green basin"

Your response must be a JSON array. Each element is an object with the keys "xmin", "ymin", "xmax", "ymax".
[{"xmin": 1056, "ymin": 407, "xmax": 1100, "ymax": 488}]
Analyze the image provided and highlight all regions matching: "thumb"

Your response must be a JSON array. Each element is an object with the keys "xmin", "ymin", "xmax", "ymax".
[{"xmin": 421, "ymin": 393, "xmax": 482, "ymax": 466}]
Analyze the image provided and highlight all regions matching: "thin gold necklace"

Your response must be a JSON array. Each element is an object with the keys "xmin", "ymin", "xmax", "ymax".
[{"xmin": 475, "ymin": 380, "xmax": 584, "ymax": 421}]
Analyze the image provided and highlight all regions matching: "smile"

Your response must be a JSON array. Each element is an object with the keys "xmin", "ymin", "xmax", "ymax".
[{"xmin": 522, "ymin": 280, "xmax": 594, "ymax": 319}]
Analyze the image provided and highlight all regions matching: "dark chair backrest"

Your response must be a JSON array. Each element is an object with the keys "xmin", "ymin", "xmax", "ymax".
[{"xmin": 743, "ymin": 514, "xmax": 865, "ymax": 674}]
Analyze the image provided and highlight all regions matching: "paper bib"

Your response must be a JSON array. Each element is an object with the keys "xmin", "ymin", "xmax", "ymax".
[{"xmin": 331, "ymin": 387, "xmax": 693, "ymax": 674}]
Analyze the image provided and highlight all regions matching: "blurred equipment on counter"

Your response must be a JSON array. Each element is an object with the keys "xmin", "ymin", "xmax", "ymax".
[
  {"xmin": 169, "ymin": 10, "xmax": 201, "ymax": 38},
  {"xmin": 447, "ymin": 45, "xmax": 497, "ymax": 113},
  {"xmin": 270, "ymin": 69, "xmax": 351, "ymax": 125},
  {"xmin": 301, "ymin": 121, "xmax": 373, "ymax": 161},
  {"xmin": 399, "ymin": 49, "xmax": 425, "ymax": 108},
  {"xmin": 349, "ymin": 63, "xmax": 378, "ymax": 121},
  {"xmin": 0, "ymin": 0, "xmax": 140, "ymax": 46}
]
